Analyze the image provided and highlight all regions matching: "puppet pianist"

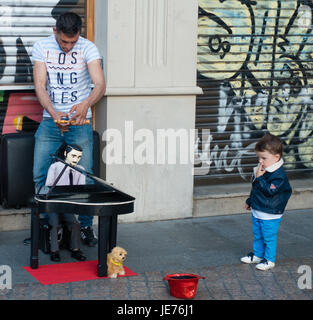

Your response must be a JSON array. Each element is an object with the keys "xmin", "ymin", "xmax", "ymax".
[{"xmin": 45, "ymin": 144, "xmax": 87, "ymax": 262}]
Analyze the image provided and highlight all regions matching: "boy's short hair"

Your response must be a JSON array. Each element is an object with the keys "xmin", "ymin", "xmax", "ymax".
[
  {"xmin": 255, "ymin": 133, "xmax": 283, "ymax": 158},
  {"xmin": 56, "ymin": 12, "xmax": 82, "ymax": 36}
]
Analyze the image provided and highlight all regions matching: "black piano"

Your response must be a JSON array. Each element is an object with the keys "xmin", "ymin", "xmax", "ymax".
[{"xmin": 30, "ymin": 157, "xmax": 135, "ymax": 277}]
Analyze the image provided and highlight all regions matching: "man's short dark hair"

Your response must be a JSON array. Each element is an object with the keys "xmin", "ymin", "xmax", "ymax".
[{"xmin": 56, "ymin": 12, "xmax": 82, "ymax": 36}]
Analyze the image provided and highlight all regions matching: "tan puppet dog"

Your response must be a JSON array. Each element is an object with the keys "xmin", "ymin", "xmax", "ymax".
[{"xmin": 107, "ymin": 246, "xmax": 127, "ymax": 278}]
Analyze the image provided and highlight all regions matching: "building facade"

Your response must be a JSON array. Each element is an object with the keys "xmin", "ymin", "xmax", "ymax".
[{"xmin": 0, "ymin": 0, "xmax": 312, "ymax": 226}]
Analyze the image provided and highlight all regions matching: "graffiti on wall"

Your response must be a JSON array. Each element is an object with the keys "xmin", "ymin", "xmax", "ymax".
[
  {"xmin": 0, "ymin": 0, "xmax": 80, "ymax": 84},
  {"xmin": 196, "ymin": 0, "xmax": 313, "ymax": 178},
  {"xmin": 0, "ymin": 0, "xmax": 81, "ymax": 134}
]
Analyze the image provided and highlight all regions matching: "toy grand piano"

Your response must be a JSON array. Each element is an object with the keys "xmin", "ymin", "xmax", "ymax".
[{"xmin": 29, "ymin": 156, "xmax": 135, "ymax": 277}]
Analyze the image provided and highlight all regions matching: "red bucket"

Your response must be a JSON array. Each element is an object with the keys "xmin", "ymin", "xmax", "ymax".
[{"xmin": 163, "ymin": 273, "xmax": 205, "ymax": 299}]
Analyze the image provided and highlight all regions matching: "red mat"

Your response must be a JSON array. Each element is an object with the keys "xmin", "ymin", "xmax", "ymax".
[{"xmin": 24, "ymin": 260, "xmax": 138, "ymax": 285}]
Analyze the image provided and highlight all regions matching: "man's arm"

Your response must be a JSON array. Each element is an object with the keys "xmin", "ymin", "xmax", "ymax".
[
  {"xmin": 33, "ymin": 61, "xmax": 69, "ymax": 130},
  {"xmin": 69, "ymin": 59, "xmax": 106, "ymax": 125},
  {"xmin": 33, "ymin": 61, "xmax": 56, "ymax": 118}
]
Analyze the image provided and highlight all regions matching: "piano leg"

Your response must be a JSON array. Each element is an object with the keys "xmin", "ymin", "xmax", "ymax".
[
  {"xmin": 97, "ymin": 216, "xmax": 109, "ymax": 277},
  {"xmin": 30, "ymin": 206, "xmax": 40, "ymax": 269},
  {"xmin": 109, "ymin": 214, "xmax": 117, "ymax": 250}
]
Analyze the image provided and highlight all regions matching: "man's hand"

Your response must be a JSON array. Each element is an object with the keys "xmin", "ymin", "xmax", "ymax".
[
  {"xmin": 53, "ymin": 111, "xmax": 71, "ymax": 133},
  {"xmin": 244, "ymin": 203, "xmax": 251, "ymax": 210},
  {"xmin": 68, "ymin": 100, "xmax": 89, "ymax": 125}
]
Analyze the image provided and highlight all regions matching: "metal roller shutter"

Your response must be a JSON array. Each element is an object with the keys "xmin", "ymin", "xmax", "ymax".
[
  {"xmin": 0, "ymin": 0, "xmax": 87, "ymax": 85},
  {"xmin": 195, "ymin": 0, "xmax": 313, "ymax": 183}
]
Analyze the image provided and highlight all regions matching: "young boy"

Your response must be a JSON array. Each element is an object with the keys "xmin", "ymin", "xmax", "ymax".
[{"xmin": 241, "ymin": 133, "xmax": 292, "ymax": 271}]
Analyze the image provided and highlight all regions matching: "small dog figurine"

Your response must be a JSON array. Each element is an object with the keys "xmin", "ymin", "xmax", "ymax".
[{"xmin": 107, "ymin": 246, "xmax": 127, "ymax": 278}]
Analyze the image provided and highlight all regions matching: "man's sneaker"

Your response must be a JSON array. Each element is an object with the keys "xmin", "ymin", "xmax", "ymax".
[
  {"xmin": 71, "ymin": 249, "xmax": 87, "ymax": 261},
  {"xmin": 256, "ymin": 259, "xmax": 275, "ymax": 271},
  {"xmin": 241, "ymin": 252, "xmax": 262, "ymax": 264},
  {"xmin": 80, "ymin": 226, "xmax": 98, "ymax": 247}
]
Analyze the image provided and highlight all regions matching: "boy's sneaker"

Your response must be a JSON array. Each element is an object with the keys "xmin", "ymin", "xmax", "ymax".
[
  {"xmin": 81, "ymin": 226, "xmax": 98, "ymax": 247},
  {"xmin": 256, "ymin": 259, "xmax": 275, "ymax": 271},
  {"xmin": 241, "ymin": 252, "xmax": 262, "ymax": 264}
]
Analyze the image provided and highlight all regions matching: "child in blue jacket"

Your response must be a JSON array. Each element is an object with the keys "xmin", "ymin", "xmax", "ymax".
[{"xmin": 241, "ymin": 133, "xmax": 292, "ymax": 270}]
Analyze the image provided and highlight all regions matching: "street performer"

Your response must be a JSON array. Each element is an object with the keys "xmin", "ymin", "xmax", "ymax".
[{"xmin": 32, "ymin": 12, "xmax": 106, "ymax": 246}]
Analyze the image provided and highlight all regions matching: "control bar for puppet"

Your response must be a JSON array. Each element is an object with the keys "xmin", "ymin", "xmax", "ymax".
[
  {"xmin": 51, "ymin": 155, "xmax": 132, "ymax": 198},
  {"xmin": 54, "ymin": 119, "xmax": 90, "ymax": 125}
]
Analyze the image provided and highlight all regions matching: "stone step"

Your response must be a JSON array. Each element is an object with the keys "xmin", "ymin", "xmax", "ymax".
[
  {"xmin": 0, "ymin": 207, "xmax": 31, "ymax": 232},
  {"xmin": 1, "ymin": 178, "xmax": 312, "ymax": 231},
  {"xmin": 193, "ymin": 178, "xmax": 313, "ymax": 217}
]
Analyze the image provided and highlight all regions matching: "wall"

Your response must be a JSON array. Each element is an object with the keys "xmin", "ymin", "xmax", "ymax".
[
  {"xmin": 195, "ymin": 0, "xmax": 313, "ymax": 182},
  {"xmin": 94, "ymin": 0, "xmax": 201, "ymax": 222}
]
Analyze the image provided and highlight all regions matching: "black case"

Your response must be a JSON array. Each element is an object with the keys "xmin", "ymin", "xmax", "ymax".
[
  {"xmin": 0, "ymin": 131, "xmax": 100, "ymax": 208},
  {"xmin": 39, "ymin": 218, "xmax": 73, "ymax": 254},
  {"xmin": 1, "ymin": 132, "xmax": 35, "ymax": 208}
]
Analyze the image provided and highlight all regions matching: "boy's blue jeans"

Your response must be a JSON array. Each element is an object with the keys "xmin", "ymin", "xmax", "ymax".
[
  {"xmin": 252, "ymin": 215, "xmax": 282, "ymax": 263},
  {"xmin": 33, "ymin": 118, "xmax": 94, "ymax": 228}
]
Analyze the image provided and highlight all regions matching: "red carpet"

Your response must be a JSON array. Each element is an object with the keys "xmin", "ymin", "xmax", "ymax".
[{"xmin": 24, "ymin": 260, "xmax": 138, "ymax": 285}]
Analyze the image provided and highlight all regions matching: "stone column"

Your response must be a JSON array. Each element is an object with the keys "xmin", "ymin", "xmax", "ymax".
[{"xmin": 94, "ymin": 0, "xmax": 202, "ymax": 222}]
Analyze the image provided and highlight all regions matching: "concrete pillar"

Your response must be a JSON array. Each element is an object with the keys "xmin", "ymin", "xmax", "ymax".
[{"xmin": 94, "ymin": 0, "xmax": 202, "ymax": 222}]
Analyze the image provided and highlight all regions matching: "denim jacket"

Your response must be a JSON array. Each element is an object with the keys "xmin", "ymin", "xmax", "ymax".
[{"xmin": 246, "ymin": 161, "xmax": 292, "ymax": 215}]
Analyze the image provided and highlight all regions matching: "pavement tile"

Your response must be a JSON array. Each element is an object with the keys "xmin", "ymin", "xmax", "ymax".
[
  {"xmin": 11, "ymin": 283, "xmax": 30, "ymax": 300},
  {"xmin": 149, "ymin": 287, "xmax": 171, "ymax": 300},
  {"xmin": 30, "ymin": 282, "xmax": 50, "ymax": 300},
  {"xmin": 50, "ymin": 283, "xmax": 71, "ymax": 300},
  {"xmin": 71, "ymin": 281, "xmax": 90, "ymax": 300},
  {"xmin": 129, "ymin": 287, "xmax": 150, "ymax": 300},
  {"xmin": 0, "ymin": 289, "xmax": 11, "ymax": 300}
]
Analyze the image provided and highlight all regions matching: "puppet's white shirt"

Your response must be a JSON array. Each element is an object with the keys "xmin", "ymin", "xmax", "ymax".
[{"xmin": 45, "ymin": 161, "xmax": 86, "ymax": 186}]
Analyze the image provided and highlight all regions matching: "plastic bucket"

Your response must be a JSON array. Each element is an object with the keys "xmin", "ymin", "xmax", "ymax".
[{"xmin": 163, "ymin": 273, "xmax": 205, "ymax": 299}]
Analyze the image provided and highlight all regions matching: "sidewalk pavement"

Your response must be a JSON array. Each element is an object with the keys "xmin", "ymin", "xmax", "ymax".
[{"xmin": 0, "ymin": 208, "xmax": 312, "ymax": 300}]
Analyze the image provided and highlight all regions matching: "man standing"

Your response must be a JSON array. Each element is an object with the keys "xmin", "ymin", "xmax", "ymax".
[{"xmin": 32, "ymin": 12, "xmax": 106, "ymax": 246}]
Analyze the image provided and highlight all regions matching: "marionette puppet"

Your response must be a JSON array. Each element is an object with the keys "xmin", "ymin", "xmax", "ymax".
[{"xmin": 45, "ymin": 144, "xmax": 87, "ymax": 262}]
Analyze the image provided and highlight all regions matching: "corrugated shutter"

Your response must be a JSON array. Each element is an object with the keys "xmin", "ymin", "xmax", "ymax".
[
  {"xmin": 195, "ymin": 0, "xmax": 313, "ymax": 183},
  {"xmin": 0, "ymin": 0, "xmax": 87, "ymax": 85}
]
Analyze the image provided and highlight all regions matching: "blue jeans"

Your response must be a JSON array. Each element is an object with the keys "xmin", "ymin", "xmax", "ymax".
[
  {"xmin": 33, "ymin": 118, "xmax": 94, "ymax": 227},
  {"xmin": 252, "ymin": 214, "xmax": 282, "ymax": 263}
]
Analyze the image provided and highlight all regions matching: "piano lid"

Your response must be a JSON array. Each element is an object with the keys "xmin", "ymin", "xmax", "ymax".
[
  {"xmin": 35, "ymin": 185, "xmax": 135, "ymax": 206},
  {"xmin": 41, "ymin": 155, "xmax": 135, "ymax": 202}
]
